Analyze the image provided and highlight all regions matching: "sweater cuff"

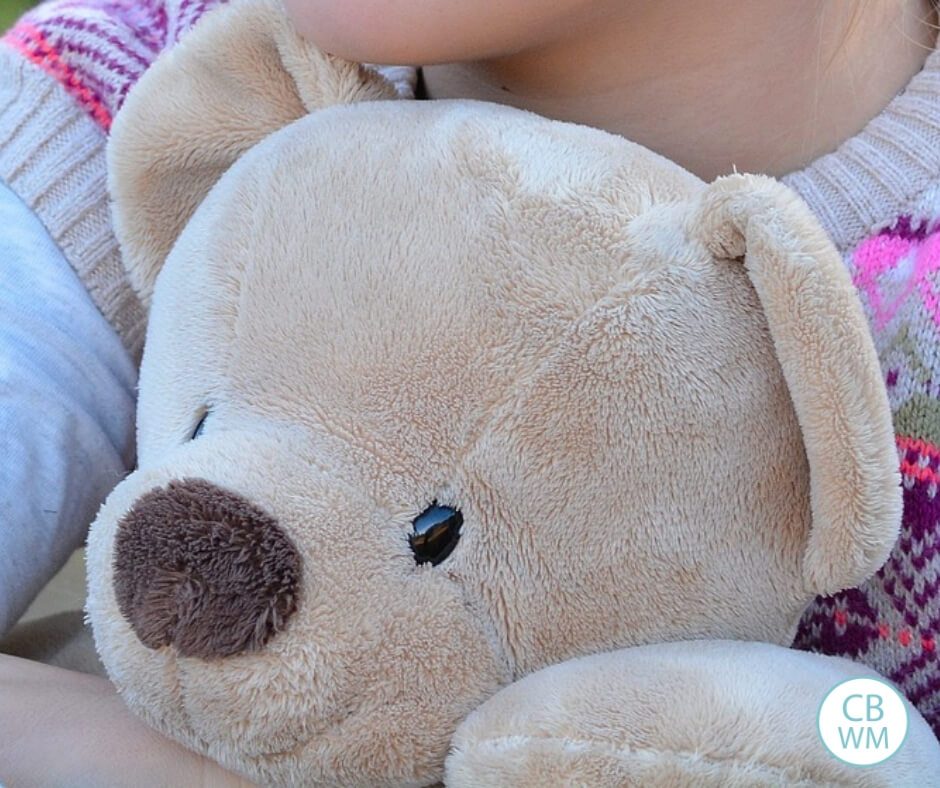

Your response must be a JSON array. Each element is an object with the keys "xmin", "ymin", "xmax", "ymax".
[{"xmin": 0, "ymin": 45, "xmax": 145, "ymax": 359}]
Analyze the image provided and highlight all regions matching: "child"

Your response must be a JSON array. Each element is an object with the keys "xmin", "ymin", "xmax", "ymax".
[{"xmin": 1, "ymin": 0, "xmax": 939, "ymax": 781}]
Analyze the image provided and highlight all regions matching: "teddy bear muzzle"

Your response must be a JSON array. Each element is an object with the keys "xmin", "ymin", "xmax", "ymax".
[{"xmin": 111, "ymin": 478, "xmax": 301, "ymax": 660}]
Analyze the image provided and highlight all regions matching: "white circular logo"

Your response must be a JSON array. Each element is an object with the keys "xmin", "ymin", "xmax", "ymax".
[{"xmin": 818, "ymin": 677, "xmax": 909, "ymax": 766}]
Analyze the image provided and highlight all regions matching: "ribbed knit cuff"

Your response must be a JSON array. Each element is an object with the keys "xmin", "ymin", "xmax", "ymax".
[
  {"xmin": 784, "ymin": 48, "xmax": 940, "ymax": 253},
  {"xmin": 0, "ymin": 45, "xmax": 145, "ymax": 359}
]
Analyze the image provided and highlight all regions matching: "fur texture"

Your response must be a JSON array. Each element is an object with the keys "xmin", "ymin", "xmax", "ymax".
[
  {"xmin": 85, "ymin": 0, "xmax": 934, "ymax": 784},
  {"xmin": 447, "ymin": 641, "xmax": 939, "ymax": 786},
  {"xmin": 113, "ymin": 478, "xmax": 300, "ymax": 659}
]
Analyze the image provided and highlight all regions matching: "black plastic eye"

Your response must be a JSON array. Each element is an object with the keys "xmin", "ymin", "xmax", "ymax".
[
  {"xmin": 190, "ymin": 411, "xmax": 208, "ymax": 440},
  {"xmin": 410, "ymin": 504, "xmax": 462, "ymax": 566}
]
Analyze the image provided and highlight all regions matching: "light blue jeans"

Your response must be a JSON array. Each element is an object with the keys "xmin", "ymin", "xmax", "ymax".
[{"xmin": 0, "ymin": 179, "xmax": 136, "ymax": 634}]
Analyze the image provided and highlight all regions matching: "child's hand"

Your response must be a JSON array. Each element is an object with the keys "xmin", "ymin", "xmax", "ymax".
[{"xmin": 0, "ymin": 654, "xmax": 254, "ymax": 787}]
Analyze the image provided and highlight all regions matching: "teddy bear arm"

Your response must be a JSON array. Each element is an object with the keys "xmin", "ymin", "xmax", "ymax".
[{"xmin": 445, "ymin": 640, "xmax": 939, "ymax": 787}]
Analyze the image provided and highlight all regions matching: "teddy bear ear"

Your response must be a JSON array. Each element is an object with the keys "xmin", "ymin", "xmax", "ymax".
[
  {"xmin": 107, "ymin": 0, "xmax": 396, "ymax": 309},
  {"xmin": 692, "ymin": 174, "xmax": 901, "ymax": 595}
]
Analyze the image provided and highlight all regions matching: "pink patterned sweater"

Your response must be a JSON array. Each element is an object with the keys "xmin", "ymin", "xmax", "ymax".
[{"xmin": 3, "ymin": 0, "xmax": 940, "ymax": 740}]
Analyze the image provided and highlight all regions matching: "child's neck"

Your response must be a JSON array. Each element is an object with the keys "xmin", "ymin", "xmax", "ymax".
[{"xmin": 422, "ymin": 0, "xmax": 937, "ymax": 180}]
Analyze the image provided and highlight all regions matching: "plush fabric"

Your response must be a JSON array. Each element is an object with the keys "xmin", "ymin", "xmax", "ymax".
[
  {"xmin": 3, "ymin": 0, "xmax": 940, "ymax": 780},
  {"xmin": 446, "ymin": 641, "xmax": 940, "ymax": 786},
  {"xmin": 81, "ymin": 1, "xmax": 938, "ymax": 783},
  {"xmin": 4, "ymin": 1, "xmax": 940, "ymax": 725},
  {"xmin": 0, "ymin": 0, "xmax": 415, "ymax": 643},
  {"xmin": 0, "ymin": 0, "xmax": 414, "ymax": 353}
]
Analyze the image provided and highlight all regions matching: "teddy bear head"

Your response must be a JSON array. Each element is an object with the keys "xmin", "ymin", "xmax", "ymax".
[{"xmin": 85, "ymin": 1, "xmax": 902, "ymax": 784}]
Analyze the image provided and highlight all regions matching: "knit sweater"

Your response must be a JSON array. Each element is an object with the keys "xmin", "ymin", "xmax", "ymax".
[
  {"xmin": 785, "ymin": 53, "xmax": 940, "ymax": 738},
  {"xmin": 2, "ymin": 0, "xmax": 940, "ymax": 740}
]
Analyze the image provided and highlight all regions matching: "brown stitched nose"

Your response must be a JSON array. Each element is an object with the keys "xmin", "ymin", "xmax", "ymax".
[{"xmin": 113, "ymin": 479, "xmax": 301, "ymax": 660}]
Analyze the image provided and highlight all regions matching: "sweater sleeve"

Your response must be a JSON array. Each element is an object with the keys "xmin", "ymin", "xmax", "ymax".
[
  {"xmin": 0, "ymin": 178, "xmax": 138, "ymax": 635},
  {"xmin": 0, "ymin": 0, "xmax": 225, "ymax": 359},
  {"xmin": 0, "ymin": 0, "xmax": 222, "ymax": 633}
]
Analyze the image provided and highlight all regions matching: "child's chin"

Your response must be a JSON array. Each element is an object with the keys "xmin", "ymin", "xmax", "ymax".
[{"xmin": 280, "ymin": 0, "xmax": 555, "ymax": 66}]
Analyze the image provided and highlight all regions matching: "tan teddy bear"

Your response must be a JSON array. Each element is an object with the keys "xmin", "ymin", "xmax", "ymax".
[{"xmin": 85, "ymin": 0, "xmax": 940, "ymax": 784}]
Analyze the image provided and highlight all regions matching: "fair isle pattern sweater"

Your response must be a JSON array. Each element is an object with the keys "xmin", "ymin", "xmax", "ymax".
[
  {"xmin": 786, "ymin": 60, "xmax": 940, "ymax": 737},
  {"xmin": 3, "ymin": 0, "xmax": 940, "ymax": 739}
]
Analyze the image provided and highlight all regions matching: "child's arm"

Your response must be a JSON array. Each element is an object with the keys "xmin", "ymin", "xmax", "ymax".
[{"xmin": 0, "ymin": 654, "xmax": 254, "ymax": 785}]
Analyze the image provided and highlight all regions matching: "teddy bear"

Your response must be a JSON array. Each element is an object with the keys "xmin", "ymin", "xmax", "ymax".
[{"xmin": 83, "ymin": 0, "xmax": 940, "ymax": 784}]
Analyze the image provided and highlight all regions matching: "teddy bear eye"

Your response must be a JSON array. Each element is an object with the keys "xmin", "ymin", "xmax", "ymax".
[
  {"xmin": 190, "ymin": 412, "xmax": 209, "ymax": 440},
  {"xmin": 410, "ymin": 504, "xmax": 462, "ymax": 566}
]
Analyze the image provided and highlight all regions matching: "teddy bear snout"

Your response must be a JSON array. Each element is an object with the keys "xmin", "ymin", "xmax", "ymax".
[{"xmin": 112, "ymin": 478, "xmax": 301, "ymax": 660}]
